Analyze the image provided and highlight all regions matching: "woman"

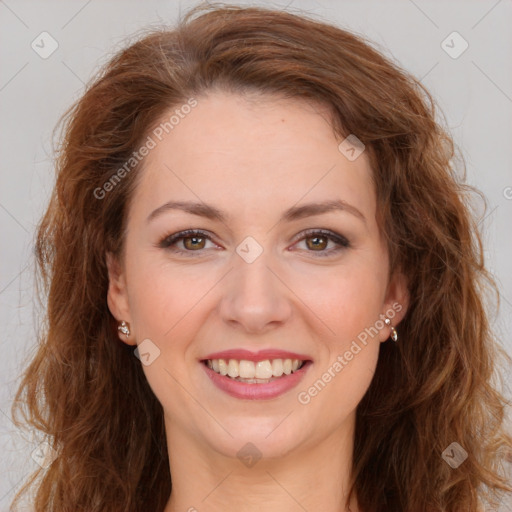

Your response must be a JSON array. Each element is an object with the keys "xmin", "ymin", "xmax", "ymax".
[{"xmin": 11, "ymin": 4, "xmax": 512, "ymax": 511}]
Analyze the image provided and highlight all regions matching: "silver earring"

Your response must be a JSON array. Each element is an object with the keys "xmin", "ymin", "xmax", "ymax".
[
  {"xmin": 117, "ymin": 320, "xmax": 131, "ymax": 338},
  {"xmin": 384, "ymin": 318, "xmax": 398, "ymax": 342}
]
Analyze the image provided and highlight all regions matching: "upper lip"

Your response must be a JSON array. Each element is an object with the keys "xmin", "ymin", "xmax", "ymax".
[{"xmin": 201, "ymin": 349, "xmax": 312, "ymax": 362}]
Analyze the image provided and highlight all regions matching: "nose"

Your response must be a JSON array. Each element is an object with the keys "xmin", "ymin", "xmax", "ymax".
[{"xmin": 218, "ymin": 246, "xmax": 292, "ymax": 335}]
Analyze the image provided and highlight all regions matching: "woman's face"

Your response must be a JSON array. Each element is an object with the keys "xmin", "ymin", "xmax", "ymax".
[{"xmin": 107, "ymin": 90, "xmax": 407, "ymax": 461}]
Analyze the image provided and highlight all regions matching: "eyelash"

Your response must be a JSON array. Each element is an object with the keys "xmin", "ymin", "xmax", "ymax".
[{"xmin": 157, "ymin": 228, "xmax": 350, "ymax": 257}]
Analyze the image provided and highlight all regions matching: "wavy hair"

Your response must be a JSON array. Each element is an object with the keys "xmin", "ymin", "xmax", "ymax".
[{"xmin": 11, "ymin": 3, "xmax": 512, "ymax": 511}]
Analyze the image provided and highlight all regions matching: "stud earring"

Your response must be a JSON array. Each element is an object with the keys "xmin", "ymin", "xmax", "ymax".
[
  {"xmin": 384, "ymin": 317, "xmax": 398, "ymax": 342},
  {"xmin": 117, "ymin": 320, "xmax": 131, "ymax": 338}
]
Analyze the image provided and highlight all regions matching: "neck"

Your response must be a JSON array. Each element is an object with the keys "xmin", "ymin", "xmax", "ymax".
[{"xmin": 162, "ymin": 412, "xmax": 359, "ymax": 512}]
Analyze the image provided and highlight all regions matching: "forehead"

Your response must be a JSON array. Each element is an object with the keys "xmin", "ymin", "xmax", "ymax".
[{"xmin": 130, "ymin": 91, "xmax": 376, "ymax": 225}]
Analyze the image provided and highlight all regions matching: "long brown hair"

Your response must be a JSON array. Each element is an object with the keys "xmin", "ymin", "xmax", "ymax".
[{"xmin": 11, "ymin": 3, "xmax": 512, "ymax": 511}]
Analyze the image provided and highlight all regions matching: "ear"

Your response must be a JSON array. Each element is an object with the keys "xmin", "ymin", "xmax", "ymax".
[
  {"xmin": 106, "ymin": 251, "xmax": 136, "ymax": 346},
  {"xmin": 377, "ymin": 270, "xmax": 409, "ymax": 343}
]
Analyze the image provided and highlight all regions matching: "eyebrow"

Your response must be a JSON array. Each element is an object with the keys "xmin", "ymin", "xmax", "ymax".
[{"xmin": 146, "ymin": 199, "xmax": 366, "ymax": 225}]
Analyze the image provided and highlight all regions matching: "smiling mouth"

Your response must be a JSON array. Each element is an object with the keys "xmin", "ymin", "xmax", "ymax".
[{"xmin": 201, "ymin": 358, "xmax": 310, "ymax": 383}]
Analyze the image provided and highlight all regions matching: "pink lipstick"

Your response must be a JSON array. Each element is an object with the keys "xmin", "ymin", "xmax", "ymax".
[{"xmin": 200, "ymin": 349, "xmax": 313, "ymax": 400}]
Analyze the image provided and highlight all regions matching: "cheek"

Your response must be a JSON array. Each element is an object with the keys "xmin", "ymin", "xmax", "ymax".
[
  {"xmin": 124, "ymin": 257, "xmax": 215, "ymax": 417},
  {"xmin": 298, "ymin": 270, "xmax": 383, "ymax": 420},
  {"xmin": 293, "ymin": 258, "xmax": 387, "ymax": 343},
  {"xmin": 314, "ymin": 260, "xmax": 386, "ymax": 410},
  {"xmin": 127, "ymin": 255, "xmax": 217, "ymax": 338},
  {"xmin": 124, "ymin": 256, "xmax": 223, "ymax": 387},
  {"xmin": 309, "ymin": 345, "xmax": 379, "ymax": 423}
]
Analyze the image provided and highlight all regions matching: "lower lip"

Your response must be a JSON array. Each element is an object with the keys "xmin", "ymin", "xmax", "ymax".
[{"xmin": 201, "ymin": 361, "xmax": 313, "ymax": 400}]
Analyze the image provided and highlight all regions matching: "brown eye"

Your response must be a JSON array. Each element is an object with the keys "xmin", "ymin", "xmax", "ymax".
[
  {"xmin": 293, "ymin": 229, "xmax": 350, "ymax": 257},
  {"xmin": 183, "ymin": 236, "xmax": 207, "ymax": 250},
  {"xmin": 305, "ymin": 235, "xmax": 328, "ymax": 251},
  {"xmin": 158, "ymin": 229, "xmax": 216, "ymax": 255},
  {"xmin": 159, "ymin": 228, "xmax": 349, "ymax": 258}
]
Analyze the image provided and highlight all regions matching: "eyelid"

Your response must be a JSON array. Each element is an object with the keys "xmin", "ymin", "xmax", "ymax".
[
  {"xmin": 291, "ymin": 228, "xmax": 349, "ymax": 246},
  {"xmin": 158, "ymin": 228, "xmax": 350, "ymax": 256},
  {"xmin": 289, "ymin": 228, "xmax": 350, "ymax": 257},
  {"xmin": 158, "ymin": 229, "xmax": 219, "ymax": 251}
]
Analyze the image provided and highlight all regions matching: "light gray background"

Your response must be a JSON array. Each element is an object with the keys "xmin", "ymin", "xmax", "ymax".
[{"xmin": 1, "ymin": 0, "xmax": 511, "ymax": 510}]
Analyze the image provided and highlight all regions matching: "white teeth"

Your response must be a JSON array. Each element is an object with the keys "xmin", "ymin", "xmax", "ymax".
[
  {"xmin": 239, "ymin": 360, "xmax": 255, "ymax": 379},
  {"xmin": 271, "ymin": 359, "xmax": 284, "ymax": 377},
  {"xmin": 227, "ymin": 359, "xmax": 239, "ymax": 378},
  {"xmin": 255, "ymin": 360, "xmax": 273, "ymax": 379},
  {"xmin": 205, "ymin": 358, "xmax": 306, "ymax": 379},
  {"xmin": 218, "ymin": 359, "xmax": 228, "ymax": 376}
]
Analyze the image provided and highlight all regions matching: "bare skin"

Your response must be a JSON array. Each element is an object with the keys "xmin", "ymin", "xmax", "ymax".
[{"xmin": 107, "ymin": 90, "xmax": 408, "ymax": 512}]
